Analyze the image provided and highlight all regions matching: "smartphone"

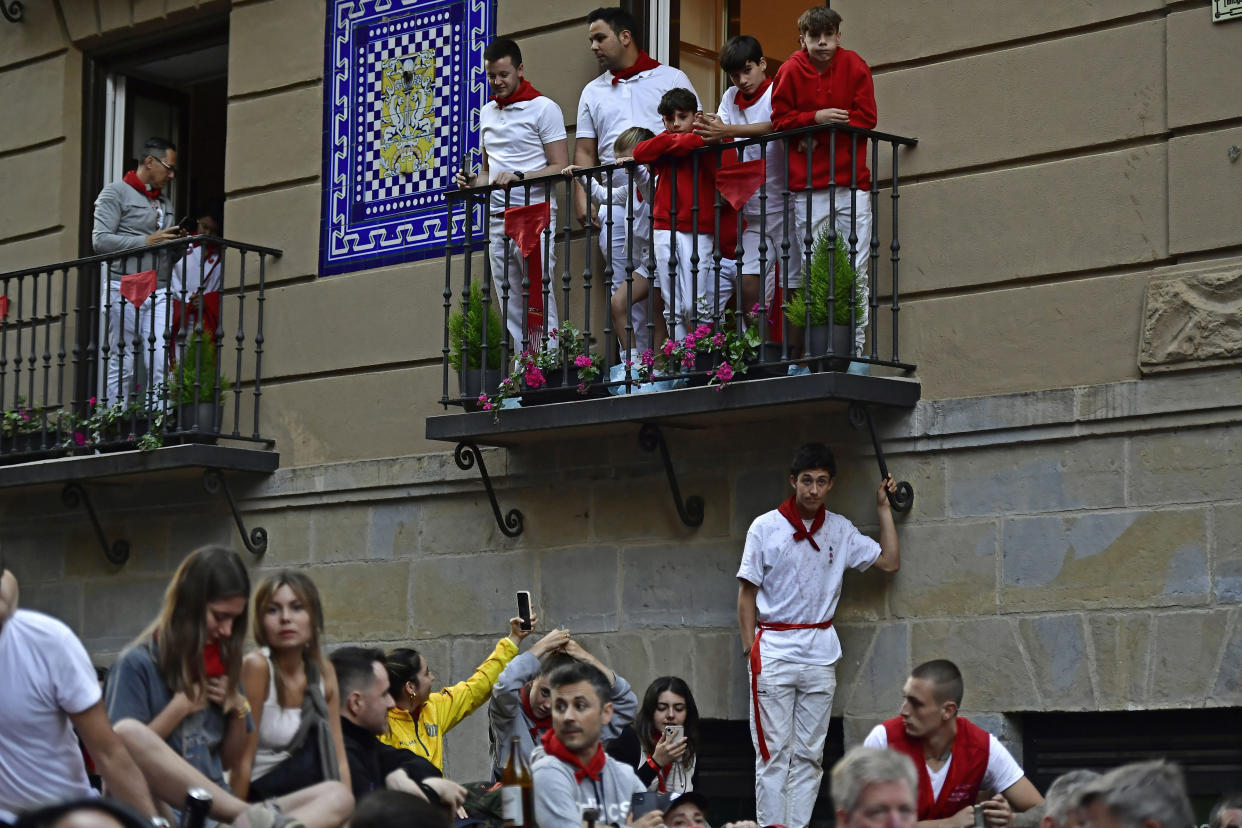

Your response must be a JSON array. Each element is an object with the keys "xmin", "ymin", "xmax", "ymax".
[
  {"xmin": 631, "ymin": 792, "xmax": 671, "ymax": 817},
  {"xmin": 664, "ymin": 724, "xmax": 684, "ymax": 743},
  {"xmin": 516, "ymin": 590, "xmax": 532, "ymax": 631},
  {"xmin": 176, "ymin": 214, "xmax": 194, "ymax": 233}
]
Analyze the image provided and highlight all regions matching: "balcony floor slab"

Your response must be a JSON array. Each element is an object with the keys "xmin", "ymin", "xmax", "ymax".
[
  {"xmin": 426, "ymin": 373, "xmax": 920, "ymax": 447},
  {"xmin": 0, "ymin": 444, "xmax": 279, "ymax": 490}
]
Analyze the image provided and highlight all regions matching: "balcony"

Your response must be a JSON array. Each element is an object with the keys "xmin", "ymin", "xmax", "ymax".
[
  {"xmin": 0, "ymin": 236, "xmax": 280, "ymax": 559},
  {"xmin": 427, "ymin": 121, "xmax": 920, "ymax": 448}
]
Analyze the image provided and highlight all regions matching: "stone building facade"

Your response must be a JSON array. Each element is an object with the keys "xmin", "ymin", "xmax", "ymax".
[{"xmin": 0, "ymin": 0, "xmax": 1240, "ymax": 808}]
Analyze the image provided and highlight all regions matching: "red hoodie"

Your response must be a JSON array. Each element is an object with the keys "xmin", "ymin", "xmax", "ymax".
[
  {"xmin": 632, "ymin": 130, "xmax": 741, "ymax": 252},
  {"xmin": 771, "ymin": 47, "xmax": 877, "ymax": 191}
]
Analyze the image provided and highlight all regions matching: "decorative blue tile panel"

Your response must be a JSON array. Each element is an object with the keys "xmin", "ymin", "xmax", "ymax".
[{"xmin": 320, "ymin": 0, "xmax": 492, "ymax": 276}]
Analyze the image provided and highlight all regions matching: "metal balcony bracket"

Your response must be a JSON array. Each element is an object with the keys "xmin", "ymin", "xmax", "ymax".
[
  {"xmin": 638, "ymin": 423, "xmax": 705, "ymax": 528},
  {"xmin": 61, "ymin": 483, "xmax": 130, "ymax": 566},
  {"xmin": 202, "ymin": 469, "xmax": 268, "ymax": 556},
  {"xmin": 2, "ymin": 2, "xmax": 24, "ymax": 23},
  {"xmin": 847, "ymin": 402, "xmax": 914, "ymax": 513},
  {"xmin": 454, "ymin": 442, "xmax": 524, "ymax": 537}
]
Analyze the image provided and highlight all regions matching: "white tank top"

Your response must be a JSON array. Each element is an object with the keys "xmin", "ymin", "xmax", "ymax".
[{"xmin": 251, "ymin": 653, "xmax": 321, "ymax": 780}]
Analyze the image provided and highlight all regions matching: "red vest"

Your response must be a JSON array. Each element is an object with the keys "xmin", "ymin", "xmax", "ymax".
[{"xmin": 883, "ymin": 716, "xmax": 990, "ymax": 820}]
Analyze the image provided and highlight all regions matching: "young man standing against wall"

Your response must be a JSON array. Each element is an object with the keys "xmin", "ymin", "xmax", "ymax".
[{"xmin": 738, "ymin": 442, "xmax": 899, "ymax": 828}]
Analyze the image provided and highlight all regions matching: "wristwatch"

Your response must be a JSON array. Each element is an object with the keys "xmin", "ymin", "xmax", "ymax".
[{"xmin": 514, "ymin": 171, "xmax": 525, "ymax": 180}]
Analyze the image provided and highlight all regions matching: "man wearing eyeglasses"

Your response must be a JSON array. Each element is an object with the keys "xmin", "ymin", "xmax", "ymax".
[{"xmin": 92, "ymin": 137, "xmax": 187, "ymax": 403}]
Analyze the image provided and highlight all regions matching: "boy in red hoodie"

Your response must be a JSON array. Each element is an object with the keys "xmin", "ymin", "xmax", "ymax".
[
  {"xmin": 771, "ymin": 7, "xmax": 877, "ymax": 370},
  {"xmin": 632, "ymin": 88, "xmax": 740, "ymax": 342}
]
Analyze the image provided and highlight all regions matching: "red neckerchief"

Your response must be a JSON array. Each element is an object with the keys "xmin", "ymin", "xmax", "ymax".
[
  {"xmin": 123, "ymin": 169, "xmax": 161, "ymax": 201},
  {"xmin": 203, "ymin": 641, "xmax": 227, "ymax": 678},
  {"xmin": 777, "ymin": 495, "xmax": 825, "ymax": 550},
  {"xmin": 735, "ymin": 77, "xmax": 772, "ymax": 111},
  {"xmin": 540, "ymin": 728, "xmax": 606, "ymax": 782},
  {"xmin": 492, "ymin": 78, "xmax": 543, "ymax": 109},
  {"xmin": 610, "ymin": 51, "xmax": 660, "ymax": 85},
  {"xmin": 520, "ymin": 683, "xmax": 552, "ymax": 741}
]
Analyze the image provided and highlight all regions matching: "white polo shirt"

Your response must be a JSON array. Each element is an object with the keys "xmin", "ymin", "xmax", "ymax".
[
  {"xmin": 737, "ymin": 507, "xmax": 880, "ymax": 666},
  {"xmin": 576, "ymin": 64, "xmax": 699, "ymax": 163},
  {"xmin": 717, "ymin": 83, "xmax": 785, "ymax": 216},
  {"xmin": 479, "ymin": 95, "xmax": 566, "ymax": 212}
]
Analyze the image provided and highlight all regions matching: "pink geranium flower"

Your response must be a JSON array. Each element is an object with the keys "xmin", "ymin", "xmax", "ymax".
[
  {"xmin": 574, "ymin": 354, "xmax": 593, "ymax": 369},
  {"xmin": 524, "ymin": 364, "xmax": 546, "ymax": 389}
]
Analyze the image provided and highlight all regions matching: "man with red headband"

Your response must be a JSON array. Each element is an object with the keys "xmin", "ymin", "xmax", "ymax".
[
  {"xmin": 737, "ymin": 442, "xmax": 900, "ymax": 828},
  {"xmin": 864, "ymin": 660, "xmax": 1043, "ymax": 828},
  {"xmin": 456, "ymin": 37, "xmax": 567, "ymax": 352},
  {"xmin": 531, "ymin": 661, "xmax": 660, "ymax": 828}
]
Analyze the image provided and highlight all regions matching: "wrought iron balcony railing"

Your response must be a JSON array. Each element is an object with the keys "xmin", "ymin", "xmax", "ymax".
[
  {"xmin": 0, "ymin": 236, "xmax": 280, "ymax": 464},
  {"xmin": 439, "ymin": 120, "xmax": 917, "ymax": 412}
]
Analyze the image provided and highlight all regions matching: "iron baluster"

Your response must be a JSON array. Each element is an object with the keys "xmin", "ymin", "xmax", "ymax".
[
  {"xmin": 890, "ymin": 146, "xmax": 902, "ymax": 362},
  {"xmin": 441, "ymin": 193, "xmax": 453, "ymax": 407},
  {"xmin": 869, "ymin": 139, "xmax": 881, "ymax": 361}
]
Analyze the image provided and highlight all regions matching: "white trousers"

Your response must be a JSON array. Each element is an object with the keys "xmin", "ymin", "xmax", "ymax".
[
  {"xmin": 487, "ymin": 208, "xmax": 560, "ymax": 352},
  {"xmin": 652, "ymin": 229, "xmax": 738, "ymax": 341},
  {"xmin": 787, "ymin": 188, "xmax": 873, "ymax": 354},
  {"xmin": 105, "ymin": 280, "xmax": 168, "ymax": 403},
  {"xmin": 750, "ymin": 658, "xmax": 837, "ymax": 828},
  {"xmin": 599, "ymin": 216, "xmax": 653, "ymax": 355}
]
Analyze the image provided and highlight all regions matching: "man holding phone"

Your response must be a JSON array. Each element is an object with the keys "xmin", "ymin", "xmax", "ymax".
[{"xmin": 92, "ymin": 137, "xmax": 187, "ymax": 401}]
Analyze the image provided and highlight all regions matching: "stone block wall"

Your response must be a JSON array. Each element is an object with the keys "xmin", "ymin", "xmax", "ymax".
[{"xmin": 4, "ymin": 367, "xmax": 1241, "ymax": 781}]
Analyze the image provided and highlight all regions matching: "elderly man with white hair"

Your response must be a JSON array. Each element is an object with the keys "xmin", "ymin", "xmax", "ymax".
[
  {"xmin": 1075, "ymin": 760, "xmax": 1193, "ymax": 828},
  {"xmin": 830, "ymin": 746, "xmax": 920, "ymax": 828}
]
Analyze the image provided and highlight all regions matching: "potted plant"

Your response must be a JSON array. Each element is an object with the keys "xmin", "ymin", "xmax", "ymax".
[
  {"xmin": 168, "ymin": 333, "xmax": 229, "ymax": 437},
  {"xmin": 448, "ymin": 280, "xmax": 504, "ymax": 407},
  {"xmin": 1, "ymin": 398, "xmax": 75, "ymax": 461},
  {"xmin": 80, "ymin": 396, "xmax": 164, "ymax": 452},
  {"xmin": 784, "ymin": 229, "xmax": 866, "ymax": 371}
]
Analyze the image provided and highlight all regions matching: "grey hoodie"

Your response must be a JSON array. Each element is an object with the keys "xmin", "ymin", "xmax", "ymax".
[
  {"xmin": 488, "ymin": 651, "xmax": 639, "ymax": 781},
  {"xmin": 532, "ymin": 748, "xmax": 646, "ymax": 828}
]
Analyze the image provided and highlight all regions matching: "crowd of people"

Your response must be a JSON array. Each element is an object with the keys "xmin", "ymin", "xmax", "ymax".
[
  {"xmin": 1, "ymin": 437, "xmax": 1234, "ymax": 828},
  {"xmin": 462, "ymin": 5, "xmax": 876, "ymax": 379}
]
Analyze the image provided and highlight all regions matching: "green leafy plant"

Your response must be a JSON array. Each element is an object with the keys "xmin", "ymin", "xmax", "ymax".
[
  {"xmin": 79, "ymin": 396, "xmax": 164, "ymax": 452},
  {"xmin": 449, "ymin": 280, "xmax": 504, "ymax": 373},
  {"xmin": 785, "ymin": 229, "xmax": 865, "ymax": 328},
  {"xmin": 168, "ymin": 333, "xmax": 231, "ymax": 405}
]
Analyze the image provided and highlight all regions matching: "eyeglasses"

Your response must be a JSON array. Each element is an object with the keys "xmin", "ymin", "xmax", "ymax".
[{"xmin": 149, "ymin": 155, "xmax": 177, "ymax": 174}]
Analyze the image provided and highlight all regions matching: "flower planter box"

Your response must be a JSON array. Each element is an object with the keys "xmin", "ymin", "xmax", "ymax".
[
  {"xmin": 0, "ymin": 432, "xmax": 63, "ymax": 463},
  {"xmin": 522, "ymin": 366, "xmax": 604, "ymax": 405}
]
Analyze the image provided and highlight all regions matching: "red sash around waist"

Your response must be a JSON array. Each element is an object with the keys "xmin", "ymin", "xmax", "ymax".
[{"xmin": 749, "ymin": 619, "xmax": 833, "ymax": 762}]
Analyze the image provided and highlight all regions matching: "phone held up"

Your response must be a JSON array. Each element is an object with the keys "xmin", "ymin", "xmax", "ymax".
[{"xmin": 516, "ymin": 590, "xmax": 532, "ymax": 631}]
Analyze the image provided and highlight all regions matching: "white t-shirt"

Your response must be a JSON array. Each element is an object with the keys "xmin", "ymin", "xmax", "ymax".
[
  {"xmin": 737, "ymin": 507, "xmax": 880, "ymax": 666},
  {"xmin": 576, "ymin": 64, "xmax": 699, "ymax": 163},
  {"xmin": 862, "ymin": 724, "xmax": 1026, "ymax": 798},
  {"xmin": 479, "ymin": 95, "xmax": 566, "ymax": 212},
  {"xmin": 717, "ymin": 83, "xmax": 785, "ymax": 217},
  {"xmin": 0, "ymin": 609, "xmax": 101, "ymax": 820}
]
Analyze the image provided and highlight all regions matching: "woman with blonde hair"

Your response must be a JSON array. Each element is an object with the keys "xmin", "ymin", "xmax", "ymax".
[
  {"xmin": 105, "ymin": 547, "xmax": 352, "ymax": 828},
  {"xmin": 233, "ymin": 570, "xmax": 351, "ymax": 801}
]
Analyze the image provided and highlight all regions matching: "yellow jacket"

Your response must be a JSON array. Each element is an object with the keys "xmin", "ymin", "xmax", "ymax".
[{"xmin": 380, "ymin": 636, "xmax": 518, "ymax": 770}]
